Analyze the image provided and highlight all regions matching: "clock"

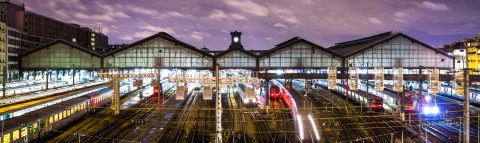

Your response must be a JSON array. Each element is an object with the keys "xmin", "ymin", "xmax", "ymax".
[{"xmin": 233, "ymin": 37, "xmax": 239, "ymax": 42}]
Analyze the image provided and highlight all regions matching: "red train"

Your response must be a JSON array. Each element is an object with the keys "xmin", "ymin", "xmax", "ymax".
[
  {"xmin": 369, "ymin": 96, "xmax": 383, "ymax": 112},
  {"xmin": 269, "ymin": 83, "xmax": 293, "ymax": 108},
  {"xmin": 270, "ymin": 84, "xmax": 281, "ymax": 100},
  {"xmin": 404, "ymin": 91, "xmax": 415, "ymax": 113}
]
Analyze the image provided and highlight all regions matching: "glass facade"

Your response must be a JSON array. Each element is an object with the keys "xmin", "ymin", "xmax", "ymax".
[
  {"xmin": 347, "ymin": 36, "xmax": 453, "ymax": 68},
  {"xmin": 217, "ymin": 50, "xmax": 256, "ymax": 68},
  {"xmin": 104, "ymin": 38, "xmax": 213, "ymax": 68},
  {"xmin": 21, "ymin": 43, "xmax": 101, "ymax": 69},
  {"xmin": 260, "ymin": 42, "xmax": 342, "ymax": 68}
]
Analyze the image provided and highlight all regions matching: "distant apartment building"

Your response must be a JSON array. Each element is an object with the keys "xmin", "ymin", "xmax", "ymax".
[
  {"xmin": 440, "ymin": 33, "xmax": 480, "ymax": 73},
  {"xmin": 0, "ymin": 12, "xmax": 6, "ymax": 82},
  {"xmin": 0, "ymin": 1, "xmax": 108, "ymax": 81}
]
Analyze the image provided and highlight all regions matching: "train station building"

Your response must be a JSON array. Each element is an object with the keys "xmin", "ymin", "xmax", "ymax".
[{"xmin": 18, "ymin": 30, "xmax": 455, "ymax": 81}]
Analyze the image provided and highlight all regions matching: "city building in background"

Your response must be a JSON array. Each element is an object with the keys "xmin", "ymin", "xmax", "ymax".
[
  {"xmin": 0, "ymin": 11, "xmax": 6, "ymax": 83},
  {"xmin": 440, "ymin": 34, "xmax": 480, "ymax": 73},
  {"xmin": 465, "ymin": 35, "xmax": 480, "ymax": 74},
  {"xmin": 440, "ymin": 40, "xmax": 467, "ymax": 70},
  {"xmin": 0, "ymin": 1, "xmax": 108, "ymax": 81}
]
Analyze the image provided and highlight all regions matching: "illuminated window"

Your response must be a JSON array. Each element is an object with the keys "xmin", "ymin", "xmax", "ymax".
[
  {"xmin": 21, "ymin": 127, "xmax": 27, "ymax": 137},
  {"xmin": 12, "ymin": 130, "xmax": 19, "ymax": 141},
  {"xmin": 3, "ymin": 133, "xmax": 10, "ymax": 143},
  {"xmin": 49, "ymin": 116, "xmax": 53, "ymax": 124}
]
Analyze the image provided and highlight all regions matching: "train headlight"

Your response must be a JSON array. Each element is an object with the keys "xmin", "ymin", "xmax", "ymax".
[
  {"xmin": 422, "ymin": 106, "xmax": 439, "ymax": 115},
  {"xmin": 425, "ymin": 95, "xmax": 432, "ymax": 101}
]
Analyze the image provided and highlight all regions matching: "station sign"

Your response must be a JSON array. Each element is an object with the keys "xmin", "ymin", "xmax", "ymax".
[
  {"xmin": 133, "ymin": 79, "xmax": 143, "ymax": 87},
  {"xmin": 328, "ymin": 67, "xmax": 337, "ymax": 90},
  {"xmin": 245, "ymin": 85, "xmax": 255, "ymax": 101},
  {"xmin": 151, "ymin": 79, "xmax": 159, "ymax": 88},
  {"xmin": 176, "ymin": 85, "xmax": 187, "ymax": 100},
  {"xmin": 428, "ymin": 69, "xmax": 440, "ymax": 94},
  {"xmin": 393, "ymin": 67, "xmax": 403, "ymax": 92},
  {"xmin": 454, "ymin": 70, "xmax": 464, "ymax": 95},
  {"xmin": 107, "ymin": 80, "xmax": 113, "ymax": 88},
  {"xmin": 349, "ymin": 67, "xmax": 359, "ymax": 91},
  {"xmin": 374, "ymin": 67, "xmax": 384, "ymax": 91},
  {"xmin": 203, "ymin": 86, "xmax": 213, "ymax": 100}
]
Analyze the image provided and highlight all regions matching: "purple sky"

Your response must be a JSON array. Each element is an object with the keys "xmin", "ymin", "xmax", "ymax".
[{"xmin": 13, "ymin": 0, "xmax": 480, "ymax": 50}]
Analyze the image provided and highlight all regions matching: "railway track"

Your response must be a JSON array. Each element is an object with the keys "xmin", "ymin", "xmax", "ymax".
[
  {"xmin": 47, "ymin": 86, "xmax": 147, "ymax": 143},
  {"xmin": 155, "ymin": 89, "xmax": 198, "ymax": 142},
  {"xmin": 75, "ymin": 87, "xmax": 159, "ymax": 143},
  {"xmin": 110, "ymin": 86, "xmax": 177, "ymax": 142},
  {"xmin": 250, "ymin": 110, "xmax": 274, "ymax": 143},
  {"xmin": 303, "ymin": 88, "xmax": 363, "ymax": 142},
  {"xmin": 273, "ymin": 104, "xmax": 293, "ymax": 143}
]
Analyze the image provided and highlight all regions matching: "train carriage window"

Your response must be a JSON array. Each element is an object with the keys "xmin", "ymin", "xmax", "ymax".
[
  {"xmin": 12, "ymin": 130, "xmax": 19, "ymax": 141},
  {"xmin": 21, "ymin": 127, "xmax": 27, "ymax": 137},
  {"xmin": 49, "ymin": 116, "xmax": 54, "ymax": 124},
  {"xmin": 3, "ymin": 133, "xmax": 10, "ymax": 143},
  {"xmin": 54, "ymin": 114, "xmax": 58, "ymax": 122},
  {"xmin": 59, "ymin": 113, "xmax": 63, "ymax": 120}
]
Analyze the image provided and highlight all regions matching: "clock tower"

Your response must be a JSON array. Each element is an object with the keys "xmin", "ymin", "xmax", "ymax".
[{"xmin": 229, "ymin": 30, "xmax": 243, "ymax": 49}]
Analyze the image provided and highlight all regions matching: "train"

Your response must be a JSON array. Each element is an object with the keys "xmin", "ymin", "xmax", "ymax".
[
  {"xmin": 316, "ymin": 80, "xmax": 384, "ymax": 112},
  {"xmin": 236, "ymin": 84, "xmax": 256, "ymax": 104},
  {"xmin": 267, "ymin": 82, "xmax": 294, "ymax": 109},
  {"xmin": 269, "ymin": 84, "xmax": 281, "ymax": 100},
  {"xmin": 0, "ymin": 86, "xmax": 105, "ymax": 121},
  {"xmin": 1, "ymin": 83, "xmax": 140, "ymax": 143},
  {"xmin": 403, "ymin": 91, "xmax": 416, "ymax": 113},
  {"xmin": 407, "ymin": 82, "xmax": 480, "ymax": 100}
]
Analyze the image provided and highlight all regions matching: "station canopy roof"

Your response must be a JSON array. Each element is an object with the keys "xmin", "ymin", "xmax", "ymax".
[
  {"xmin": 328, "ymin": 32, "xmax": 453, "ymax": 58},
  {"xmin": 259, "ymin": 37, "xmax": 342, "ymax": 58},
  {"xmin": 20, "ymin": 39, "xmax": 102, "ymax": 58}
]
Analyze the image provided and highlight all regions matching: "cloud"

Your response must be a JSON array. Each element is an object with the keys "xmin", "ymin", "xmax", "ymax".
[
  {"xmin": 208, "ymin": 9, "xmax": 247, "ymax": 21},
  {"xmin": 393, "ymin": 8, "xmax": 418, "ymax": 23},
  {"xmin": 126, "ymin": 5, "xmax": 192, "ymax": 20},
  {"xmin": 133, "ymin": 31, "xmax": 156, "ymax": 38},
  {"xmin": 266, "ymin": 37, "xmax": 273, "ymax": 41},
  {"xmin": 273, "ymin": 23, "xmax": 288, "ymax": 28},
  {"xmin": 119, "ymin": 36, "xmax": 134, "ymax": 41},
  {"xmin": 140, "ymin": 25, "xmax": 176, "ymax": 35},
  {"xmin": 368, "ymin": 17, "xmax": 383, "ymax": 24},
  {"xmin": 270, "ymin": 6, "xmax": 299, "ymax": 24},
  {"xmin": 74, "ymin": 13, "xmax": 115, "ymax": 22},
  {"xmin": 53, "ymin": 10, "xmax": 69, "ymax": 18},
  {"xmin": 413, "ymin": 1, "xmax": 449, "ymax": 11},
  {"xmin": 223, "ymin": 0, "xmax": 269, "ymax": 16},
  {"xmin": 126, "ymin": 5, "xmax": 159, "ymax": 15},
  {"xmin": 190, "ymin": 31, "xmax": 211, "ymax": 41}
]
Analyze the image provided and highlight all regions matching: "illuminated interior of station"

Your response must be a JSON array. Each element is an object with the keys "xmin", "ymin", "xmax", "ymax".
[
  {"xmin": 17, "ymin": 32, "xmax": 455, "ymax": 82},
  {"xmin": 16, "ymin": 31, "xmax": 470, "ymax": 106}
]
